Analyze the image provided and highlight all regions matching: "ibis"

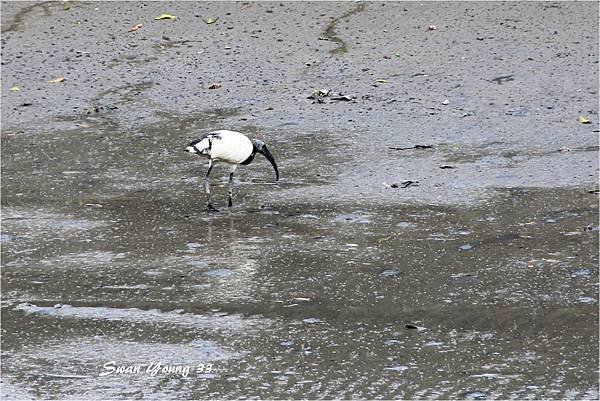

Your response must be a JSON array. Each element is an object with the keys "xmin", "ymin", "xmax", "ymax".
[{"xmin": 185, "ymin": 130, "xmax": 279, "ymax": 211}]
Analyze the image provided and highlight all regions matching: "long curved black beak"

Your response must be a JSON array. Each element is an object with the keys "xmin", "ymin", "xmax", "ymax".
[{"xmin": 258, "ymin": 145, "xmax": 279, "ymax": 181}]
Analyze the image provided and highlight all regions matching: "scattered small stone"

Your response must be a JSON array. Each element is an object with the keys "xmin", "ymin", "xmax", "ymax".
[
  {"xmin": 380, "ymin": 269, "xmax": 401, "ymax": 278},
  {"xmin": 571, "ymin": 269, "xmax": 591, "ymax": 278},
  {"xmin": 384, "ymin": 365, "xmax": 410, "ymax": 372},
  {"xmin": 576, "ymin": 296, "xmax": 595, "ymax": 304},
  {"xmin": 507, "ymin": 106, "xmax": 529, "ymax": 116},
  {"xmin": 334, "ymin": 214, "xmax": 370, "ymax": 224},
  {"xmin": 459, "ymin": 243, "xmax": 474, "ymax": 251},
  {"xmin": 53, "ymin": 303, "xmax": 63, "ymax": 309},
  {"xmin": 302, "ymin": 318, "xmax": 323, "ymax": 324},
  {"xmin": 307, "ymin": 89, "xmax": 330, "ymax": 100},
  {"xmin": 330, "ymin": 94, "xmax": 354, "ymax": 102}
]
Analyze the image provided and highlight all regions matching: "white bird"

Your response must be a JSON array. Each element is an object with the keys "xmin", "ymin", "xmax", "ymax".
[{"xmin": 185, "ymin": 130, "xmax": 279, "ymax": 211}]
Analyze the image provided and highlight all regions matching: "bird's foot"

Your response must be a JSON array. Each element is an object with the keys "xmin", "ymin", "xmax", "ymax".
[{"xmin": 206, "ymin": 203, "xmax": 219, "ymax": 212}]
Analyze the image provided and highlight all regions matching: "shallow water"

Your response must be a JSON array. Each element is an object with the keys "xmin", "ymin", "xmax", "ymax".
[{"xmin": 2, "ymin": 140, "xmax": 598, "ymax": 398}]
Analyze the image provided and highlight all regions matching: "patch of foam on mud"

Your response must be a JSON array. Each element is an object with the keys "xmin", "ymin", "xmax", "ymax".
[{"xmin": 14, "ymin": 303, "xmax": 266, "ymax": 332}]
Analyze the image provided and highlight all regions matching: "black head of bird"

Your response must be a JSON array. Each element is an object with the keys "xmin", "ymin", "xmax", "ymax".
[
  {"xmin": 185, "ymin": 130, "xmax": 279, "ymax": 211},
  {"xmin": 246, "ymin": 139, "xmax": 279, "ymax": 181}
]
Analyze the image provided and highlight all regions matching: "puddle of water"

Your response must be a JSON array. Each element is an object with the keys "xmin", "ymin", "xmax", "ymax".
[{"xmin": 2, "ymin": 185, "xmax": 597, "ymax": 398}]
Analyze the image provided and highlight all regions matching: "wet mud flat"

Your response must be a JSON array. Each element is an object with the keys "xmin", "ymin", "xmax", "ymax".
[
  {"xmin": 1, "ymin": 0, "xmax": 599, "ymax": 399},
  {"xmin": 2, "ymin": 161, "xmax": 598, "ymax": 398}
]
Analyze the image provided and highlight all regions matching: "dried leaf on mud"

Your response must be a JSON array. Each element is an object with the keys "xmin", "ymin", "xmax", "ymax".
[
  {"xmin": 203, "ymin": 17, "xmax": 219, "ymax": 24},
  {"xmin": 154, "ymin": 14, "xmax": 177, "ymax": 20}
]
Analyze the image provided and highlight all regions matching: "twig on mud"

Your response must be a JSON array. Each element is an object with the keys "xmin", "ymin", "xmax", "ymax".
[{"xmin": 388, "ymin": 145, "xmax": 433, "ymax": 151}]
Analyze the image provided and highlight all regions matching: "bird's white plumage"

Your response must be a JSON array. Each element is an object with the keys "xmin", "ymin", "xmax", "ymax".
[
  {"xmin": 201, "ymin": 130, "xmax": 253, "ymax": 164},
  {"xmin": 190, "ymin": 138, "xmax": 210, "ymax": 155}
]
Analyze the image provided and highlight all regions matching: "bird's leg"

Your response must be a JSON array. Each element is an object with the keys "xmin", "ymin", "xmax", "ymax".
[
  {"xmin": 204, "ymin": 161, "xmax": 218, "ymax": 212},
  {"xmin": 228, "ymin": 173, "xmax": 234, "ymax": 207},
  {"xmin": 228, "ymin": 165, "xmax": 237, "ymax": 207}
]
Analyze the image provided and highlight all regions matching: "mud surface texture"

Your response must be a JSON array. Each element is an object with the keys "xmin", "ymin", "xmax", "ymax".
[{"xmin": 1, "ymin": 1, "xmax": 599, "ymax": 399}]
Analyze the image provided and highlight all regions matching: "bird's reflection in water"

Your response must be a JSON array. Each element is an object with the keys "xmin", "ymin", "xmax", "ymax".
[{"xmin": 204, "ymin": 213, "xmax": 237, "ymax": 244}]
